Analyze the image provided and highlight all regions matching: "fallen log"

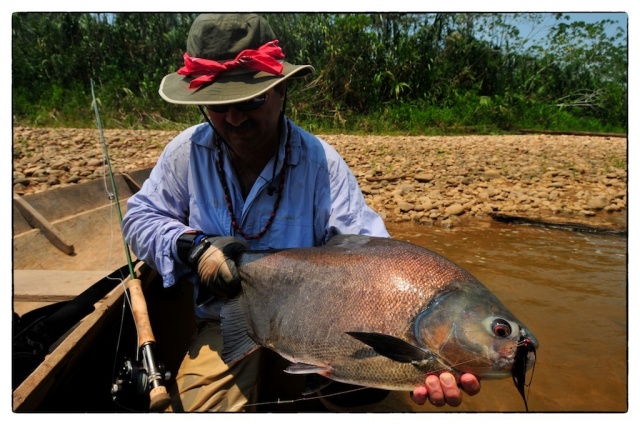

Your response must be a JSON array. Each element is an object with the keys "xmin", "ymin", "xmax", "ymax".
[{"xmin": 488, "ymin": 212, "xmax": 626, "ymax": 236}]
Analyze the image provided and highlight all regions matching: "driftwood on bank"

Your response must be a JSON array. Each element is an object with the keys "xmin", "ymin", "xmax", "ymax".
[{"xmin": 488, "ymin": 212, "xmax": 627, "ymax": 236}]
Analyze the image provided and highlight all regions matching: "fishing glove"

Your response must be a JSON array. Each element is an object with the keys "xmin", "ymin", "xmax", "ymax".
[{"xmin": 177, "ymin": 233, "xmax": 248, "ymax": 300}]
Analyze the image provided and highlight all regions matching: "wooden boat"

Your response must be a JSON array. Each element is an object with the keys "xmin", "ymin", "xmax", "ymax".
[{"xmin": 13, "ymin": 168, "xmax": 155, "ymax": 411}]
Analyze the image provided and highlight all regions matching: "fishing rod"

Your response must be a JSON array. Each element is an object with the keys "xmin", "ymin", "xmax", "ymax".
[{"xmin": 90, "ymin": 79, "xmax": 171, "ymax": 412}]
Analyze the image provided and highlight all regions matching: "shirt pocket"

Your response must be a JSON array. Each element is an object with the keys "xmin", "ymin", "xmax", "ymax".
[{"xmin": 261, "ymin": 214, "xmax": 317, "ymax": 249}]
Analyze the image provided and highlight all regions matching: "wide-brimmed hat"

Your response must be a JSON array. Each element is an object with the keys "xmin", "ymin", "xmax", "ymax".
[{"xmin": 159, "ymin": 13, "xmax": 314, "ymax": 105}]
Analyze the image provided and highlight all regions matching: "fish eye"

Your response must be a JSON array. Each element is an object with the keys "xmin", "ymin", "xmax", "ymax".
[{"xmin": 491, "ymin": 318, "xmax": 512, "ymax": 338}]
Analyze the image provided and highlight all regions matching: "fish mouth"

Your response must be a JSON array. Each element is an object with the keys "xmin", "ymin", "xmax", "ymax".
[
  {"xmin": 490, "ymin": 354, "xmax": 517, "ymax": 377},
  {"xmin": 484, "ymin": 344, "xmax": 534, "ymax": 379}
]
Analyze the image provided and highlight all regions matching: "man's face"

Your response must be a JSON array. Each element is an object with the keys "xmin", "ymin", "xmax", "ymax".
[{"xmin": 207, "ymin": 85, "xmax": 285, "ymax": 153}]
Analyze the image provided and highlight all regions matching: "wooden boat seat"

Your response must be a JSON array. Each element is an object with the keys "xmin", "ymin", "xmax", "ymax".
[{"xmin": 13, "ymin": 269, "xmax": 123, "ymax": 315}]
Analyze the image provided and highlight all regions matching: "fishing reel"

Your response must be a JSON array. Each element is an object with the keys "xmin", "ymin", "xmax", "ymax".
[{"xmin": 111, "ymin": 354, "xmax": 171, "ymax": 410}]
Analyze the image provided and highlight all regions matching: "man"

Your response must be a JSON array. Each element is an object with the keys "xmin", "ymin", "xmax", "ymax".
[{"xmin": 122, "ymin": 13, "xmax": 480, "ymax": 412}]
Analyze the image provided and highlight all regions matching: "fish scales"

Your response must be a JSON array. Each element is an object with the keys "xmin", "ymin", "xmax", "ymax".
[{"xmin": 223, "ymin": 234, "xmax": 538, "ymax": 393}]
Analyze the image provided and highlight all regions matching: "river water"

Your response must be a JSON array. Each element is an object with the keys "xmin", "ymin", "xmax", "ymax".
[{"xmin": 353, "ymin": 219, "xmax": 628, "ymax": 413}]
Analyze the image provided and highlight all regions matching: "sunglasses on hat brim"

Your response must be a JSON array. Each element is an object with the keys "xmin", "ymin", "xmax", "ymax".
[{"xmin": 205, "ymin": 94, "xmax": 268, "ymax": 113}]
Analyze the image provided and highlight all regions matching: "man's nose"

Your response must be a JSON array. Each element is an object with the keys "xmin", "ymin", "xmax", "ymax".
[{"xmin": 225, "ymin": 107, "xmax": 248, "ymax": 127}]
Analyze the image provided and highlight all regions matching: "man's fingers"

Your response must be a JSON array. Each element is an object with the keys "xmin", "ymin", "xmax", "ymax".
[
  {"xmin": 412, "ymin": 373, "xmax": 480, "ymax": 408},
  {"xmin": 426, "ymin": 375, "xmax": 446, "ymax": 406},
  {"xmin": 409, "ymin": 386, "xmax": 428, "ymax": 405},
  {"xmin": 459, "ymin": 373, "xmax": 481, "ymax": 396},
  {"xmin": 439, "ymin": 373, "xmax": 462, "ymax": 407}
]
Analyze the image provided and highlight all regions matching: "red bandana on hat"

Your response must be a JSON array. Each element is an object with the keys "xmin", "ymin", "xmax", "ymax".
[{"xmin": 178, "ymin": 40, "xmax": 285, "ymax": 89}]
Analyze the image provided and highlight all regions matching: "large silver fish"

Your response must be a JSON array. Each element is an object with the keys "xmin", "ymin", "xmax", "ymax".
[{"xmin": 221, "ymin": 235, "xmax": 538, "ymax": 406}]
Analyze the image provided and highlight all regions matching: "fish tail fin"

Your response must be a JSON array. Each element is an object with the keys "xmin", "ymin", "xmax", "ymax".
[{"xmin": 220, "ymin": 295, "xmax": 259, "ymax": 364}]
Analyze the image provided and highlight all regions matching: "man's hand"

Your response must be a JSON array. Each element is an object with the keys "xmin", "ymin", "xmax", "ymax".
[
  {"xmin": 180, "ymin": 234, "xmax": 248, "ymax": 299},
  {"xmin": 410, "ymin": 373, "xmax": 480, "ymax": 407}
]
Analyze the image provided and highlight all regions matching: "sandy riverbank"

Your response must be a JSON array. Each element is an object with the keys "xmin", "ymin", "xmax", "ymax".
[{"xmin": 12, "ymin": 126, "xmax": 627, "ymax": 231}]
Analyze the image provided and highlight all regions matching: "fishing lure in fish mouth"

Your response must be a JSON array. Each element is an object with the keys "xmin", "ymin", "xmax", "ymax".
[{"xmin": 512, "ymin": 329, "xmax": 536, "ymax": 412}]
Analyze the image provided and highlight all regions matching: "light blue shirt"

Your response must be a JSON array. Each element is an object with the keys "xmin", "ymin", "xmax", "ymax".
[{"xmin": 122, "ymin": 117, "xmax": 389, "ymax": 319}]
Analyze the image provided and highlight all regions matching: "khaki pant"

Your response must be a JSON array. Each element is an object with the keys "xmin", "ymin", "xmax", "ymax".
[
  {"xmin": 165, "ymin": 320, "xmax": 391, "ymax": 412},
  {"xmin": 167, "ymin": 320, "xmax": 263, "ymax": 412}
]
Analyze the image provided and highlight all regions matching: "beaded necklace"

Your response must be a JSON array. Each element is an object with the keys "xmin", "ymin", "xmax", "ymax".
[{"xmin": 213, "ymin": 120, "xmax": 291, "ymax": 240}]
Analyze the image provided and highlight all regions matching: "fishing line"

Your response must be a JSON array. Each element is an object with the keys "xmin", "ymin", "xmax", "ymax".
[
  {"xmin": 91, "ymin": 83, "xmax": 125, "ymax": 291},
  {"xmin": 237, "ymin": 343, "xmax": 534, "ymax": 411},
  {"xmin": 234, "ymin": 352, "xmax": 531, "ymax": 411},
  {"xmin": 236, "ymin": 384, "xmax": 370, "ymax": 410}
]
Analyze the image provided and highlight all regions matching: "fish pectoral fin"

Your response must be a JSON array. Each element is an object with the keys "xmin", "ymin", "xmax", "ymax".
[
  {"xmin": 346, "ymin": 331, "xmax": 430, "ymax": 363},
  {"xmin": 220, "ymin": 296, "xmax": 260, "ymax": 364},
  {"xmin": 284, "ymin": 362, "xmax": 333, "ymax": 376}
]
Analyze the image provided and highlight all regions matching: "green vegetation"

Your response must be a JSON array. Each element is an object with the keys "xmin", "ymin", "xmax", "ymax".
[
  {"xmin": 12, "ymin": 12, "xmax": 627, "ymax": 134},
  {"xmin": 608, "ymin": 155, "xmax": 627, "ymax": 169}
]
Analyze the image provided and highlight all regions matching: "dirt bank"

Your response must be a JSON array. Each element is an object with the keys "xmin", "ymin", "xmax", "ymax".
[{"xmin": 12, "ymin": 126, "xmax": 627, "ymax": 232}]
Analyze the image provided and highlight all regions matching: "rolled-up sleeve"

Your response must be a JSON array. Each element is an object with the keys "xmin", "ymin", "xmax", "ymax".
[{"xmin": 320, "ymin": 140, "xmax": 389, "ymax": 241}]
